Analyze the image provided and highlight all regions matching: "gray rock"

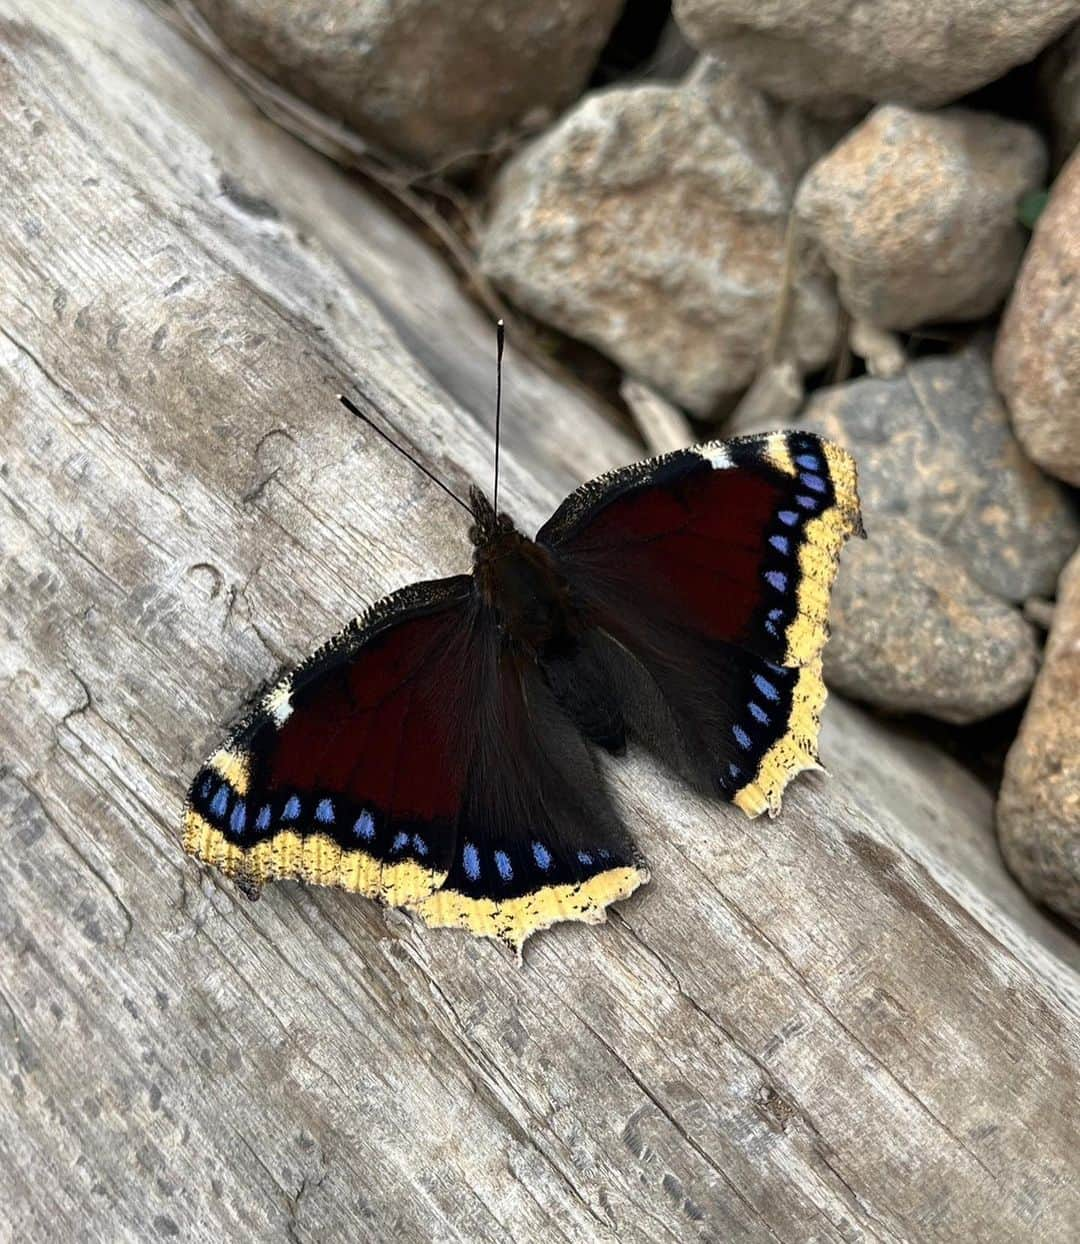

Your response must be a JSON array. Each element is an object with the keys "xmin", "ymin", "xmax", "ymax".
[
  {"xmin": 995, "ymin": 150, "xmax": 1080, "ymax": 488},
  {"xmin": 1038, "ymin": 23, "xmax": 1080, "ymax": 168},
  {"xmin": 673, "ymin": 0, "xmax": 1080, "ymax": 113},
  {"xmin": 801, "ymin": 349, "xmax": 1080, "ymax": 602},
  {"xmin": 188, "ymin": 0, "xmax": 623, "ymax": 168},
  {"xmin": 998, "ymin": 547, "xmax": 1080, "ymax": 927},
  {"xmin": 824, "ymin": 517, "xmax": 1039, "ymax": 724},
  {"xmin": 480, "ymin": 73, "xmax": 839, "ymax": 416},
  {"xmin": 796, "ymin": 106, "xmax": 1047, "ymax": 331}
]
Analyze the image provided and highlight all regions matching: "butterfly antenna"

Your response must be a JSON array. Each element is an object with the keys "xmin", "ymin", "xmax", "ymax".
[
  {"xmin": 337, "ymin": 393, "xmax": 473, "ymax": 517},
  {"xmin": 493, "ymin": 318, "xmax": 505, "ymax": 513}
]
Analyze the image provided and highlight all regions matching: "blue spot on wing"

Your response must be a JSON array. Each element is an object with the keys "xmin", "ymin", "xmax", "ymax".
[
  {"xmin": 749, "ymin": 702, "xmax": 770, "ymax": 725},
  {"xmin": 229, "ymin": 799, "xmax": 247, "ymax": 835},
  {"xmin": 769, "ymin": 534, "xmax": 789, "ymax": 554},
  {"xmin": 795, "ymin": 453, "xmax": 819, "ymax": 470},
  {"xmin": 801, "ymin": 473, "xmax": 826, "ymax": 493},
  {"xmin": 462, "ymin": 842, "xmax": 480, "ymax": 881},
  {"xmin": 753, "ymin": 674, "xmax": 780, "ymax": 702},
  {"xmin": 532, "ymin": 841, "xmax": 553, "ymax": 871},
  {"xmin": 255, "ymin": 804, "xmax": 272, "ymax": 832},
  {"xmin": 729, "ymin": 763, "xmax": 742, "ymax": 779},
  {"xmin": 577, "ymin": 851, "xmax": 594, "ymax": 867},
  {"xmin": 412, "ymin": 834, "xmax": 428, "ymax": 856},
  {"xmin": 796, "ymin": 494, "xmax": 817, "ymax": 510},
  {"xmin": 353, "ymin": 810, "xmax": 375, "ymax": 840},
  {"xmin": 391, "ymin": 831, "xmax": 409, "ymax": 853},
  {"xmin": 282, "ymin": 795, "xmax": 300, "ymax": 821},
  {"xmin": 494, "ymin": 850, "xmax": 513, "ymax": 881},
  {"xmin": 315, "ymin": 798, "xmax": 335, "ymax": 824},
  {"xmin": 766, "ymin": 570, "xmax": 788, "ymax": 592},
  {"xmin": 210, "ymin": 784, "xmax": 229, "ymax": 820},
  {"xmin": 733, "ymin": 725, "xmax": 753, "ymax": 750},
  {"xmin": 778, "ymin": 510, "xmax": 799, "ymax": 527},
  {"xmin": 199, "ymin": 775, "xmax": 212, "ymax": 799}
]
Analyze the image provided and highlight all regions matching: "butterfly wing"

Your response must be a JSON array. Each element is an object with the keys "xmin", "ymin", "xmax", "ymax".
[
  {"xmin": 411, "ymin": 611, "xmax": 647, "ymax": 953},
  {"xmin": 536, "ymin": 430, "xmax": 862, "ymax": 817},
  {"xmin": 184, "ymin": 575, "xmax": 647, "ymax": 949},
  {"xmin": 183, "ymin": 576, "xmax": 478, "ymax": 906}
]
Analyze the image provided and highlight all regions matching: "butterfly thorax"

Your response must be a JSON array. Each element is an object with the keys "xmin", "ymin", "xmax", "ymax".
[{"xmin": 469, "ymin": 489, "xmax": 577, "ymax": 655}]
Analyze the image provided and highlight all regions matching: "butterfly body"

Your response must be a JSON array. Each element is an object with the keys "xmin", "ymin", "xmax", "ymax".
[
  {"xmin": 470, "ymin": 494, "xmax": 578, "ymax": 659},
  {"xmin": 184, "ymin": 429, "xmax": 862, "ymax": 952}
]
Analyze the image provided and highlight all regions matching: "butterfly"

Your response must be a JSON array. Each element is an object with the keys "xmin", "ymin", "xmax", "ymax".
[{"xmin": 183, "ymin": 332, "xmax": 863, "ymax": 954}]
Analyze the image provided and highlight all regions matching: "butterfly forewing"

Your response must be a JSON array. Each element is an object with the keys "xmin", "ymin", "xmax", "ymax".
[
  {"xmin": 183, "ymin": 576, "xmax": 477, "ymax": 905},
  {"xmin": 538, "ymin": 430, "xmax": 862, "ymax": 817}
]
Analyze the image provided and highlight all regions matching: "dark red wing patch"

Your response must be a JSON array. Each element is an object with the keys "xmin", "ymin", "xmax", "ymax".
[
  {"xmin": 182, "ymin": 576, "xmax": 478, "ymax": 903},
  {"xmin": 538, "ymin": 431, "xmax": 862, "ymax": 670},
  {"xmin": 542, "ymin": 455, "xmax": 788, "ymax": 653},
  {"xmin": 267, "ymin": 602, "xmax": 467, "ymax": 823},
  {"xmin": 183, "ymin": 575, "xmax": 648, "ymax": 946}
]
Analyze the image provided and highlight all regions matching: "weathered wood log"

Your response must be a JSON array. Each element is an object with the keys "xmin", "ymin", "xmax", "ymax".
[{"xmin": 2, "ymin": 3, "xmax": 1079, "ymax": 1240}]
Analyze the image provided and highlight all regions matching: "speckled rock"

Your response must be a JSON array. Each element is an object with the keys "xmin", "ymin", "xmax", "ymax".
[
  {"xmin": 1038, "ymin": 23, "xmax": 1080, "ymax": 167},
  {"xmin": 188, "ymin": 0, "xmax": 622, "ymax": 168},
  {"xmin": 480, "ymin": 74, "xmax": 839, "ymax": 416},
  {"xmin": 673, "ymin": 0, "xmax": 1080, "ymax": 113},
  {"xmin": 998, "ymin": 547, "xmax": 1080, "ymax": 926},
  {"xmin": 796, "ymin": 106, "xmax": 1046, "ymax": 330},
  {"xmin": 994, "ymin": 150, "xmax": 1080, "ymax": 488},
  {"xmin": 801, "ymin": 349, "xmax": 1080, "ymax": 602},
  {"xmin": 824, "ymin": 517, "xmax": 1039, "ymax": 724}
]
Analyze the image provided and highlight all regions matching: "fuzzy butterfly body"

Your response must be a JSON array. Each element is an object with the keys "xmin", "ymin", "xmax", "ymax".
[{"xmin": 183, "ymin": 428, "xmax": 862, "ymax": 952}]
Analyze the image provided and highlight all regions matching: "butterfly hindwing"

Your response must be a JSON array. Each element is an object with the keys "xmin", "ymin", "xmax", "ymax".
[
  {"xmin": 412, "ymin": 612, "xmax": 647, "ymax": 952},
  {"xmin": 538, "ymin": 430, "xmax": 862, "ymax": 817}
]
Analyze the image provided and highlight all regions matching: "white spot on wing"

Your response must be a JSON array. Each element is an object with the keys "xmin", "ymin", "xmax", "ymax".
[
  {"xmin": 698, "ymin": 442, "xmax": 733, "ymax": 470},
  {"xmin": 264, "ymin": 679, "xmax": 293, "ymax": 725}
]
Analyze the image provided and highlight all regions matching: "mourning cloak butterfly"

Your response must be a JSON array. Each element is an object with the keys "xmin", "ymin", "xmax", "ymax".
[{"xmin": 183, "ymin": 333, "xmax": 863, "ymax": 953}]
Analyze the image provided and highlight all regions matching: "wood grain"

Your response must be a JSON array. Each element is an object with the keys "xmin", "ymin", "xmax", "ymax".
[{"xmin": 2, "ymin": 3, "xmax": 1078, "ymax": 1240}]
